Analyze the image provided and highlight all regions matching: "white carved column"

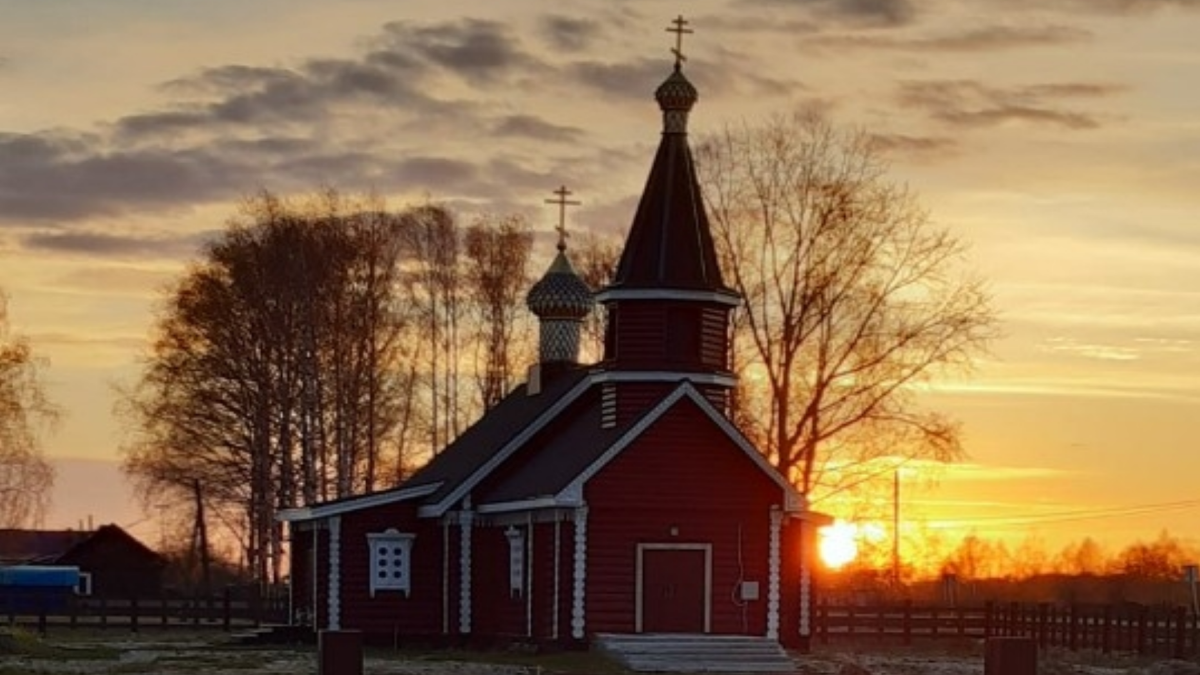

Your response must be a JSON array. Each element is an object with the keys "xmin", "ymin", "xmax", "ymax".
[
  {"xmin": 327, "ymin": 515, "xmax": 341, "ymax": 630},
  {"xmin": 570, "ymin": 505, "xmax": 588, "ymax": 640},
  {"xmin": 766, "ymin": 507, "xmax": 782, "ymax": 640},
  {"xmin": 459, "ymin": 506, "xmax": 474, "ymax": 634}
]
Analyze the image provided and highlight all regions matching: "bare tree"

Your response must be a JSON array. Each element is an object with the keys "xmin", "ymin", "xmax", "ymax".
[
  {"xmin": 696, "ymin": 112, "xmax": 997, "ymax": 498},
  {"xmin": 570, "ymin": 231, "xmax": 621, "ymax": 363},
  {"xmin": 121, "ymin": 190, "xmax": 417, "ymax": 582},
  {"xmin": 463, "ymin": 214, "xmax": 534, "ymax": 409},
  {"xmin": 398, "ymin": 204, "xmax": 468, "ymax": 452},
  {"xmin": 0, "ymin": 290, "xmax": 58, "ymax": 527}
]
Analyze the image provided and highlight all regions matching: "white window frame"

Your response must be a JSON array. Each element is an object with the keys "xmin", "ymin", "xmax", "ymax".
[
  {"xmin": 367, "ymin": 529, "xmax": 416, "ymax": 598},
  {"xmin": 505, "ymin": 526, "xmax": 525, "ymax": 597}
]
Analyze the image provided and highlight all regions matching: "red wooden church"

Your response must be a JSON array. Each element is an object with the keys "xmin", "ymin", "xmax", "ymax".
[{"xmin": 280, "ymin": 39, "xmax": 826, "ymax": 651}]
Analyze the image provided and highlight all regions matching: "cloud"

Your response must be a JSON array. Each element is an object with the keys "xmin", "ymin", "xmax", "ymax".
[
  {"xmin": 21, "ymin": 230, "xmax": 213, "ymax": 259},
  {"xmin": 868, "ymin": 133, "xmax": 959, "ymax": 161},
  {"xmin": 896, "ymin": 80, "xmax": 1125, "ymax": 130},
  {"xmin": 539, "ymin": 16, "xmax": 604, "ymax": 52},
  {"xmin": 0, "ymin": 132, "xmax": 254, "ymax": 222},
  {"xmin": 807, "ymin": 24, "xmax": 1092, "ymax": 51},
  {"xmin": 378, "ymin": 19, "xmax": 543, "ymax": 84},
  {"xmin": 1028, "ymin": 0, "xmax": 1200, "ymax": 14},
  {"xmin": 737, "ymin": 0, "xmax": 918, "ymax": 26},
  {"xmin": 570, "ymin": 58, "xmax": 666, "ymax": 101},
  {"xmin": 492, "ymin": 115, "xmax": 584, "ymax": 142}
]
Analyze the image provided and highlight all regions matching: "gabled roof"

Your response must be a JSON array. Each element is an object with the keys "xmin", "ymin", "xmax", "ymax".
[
  {"xmin": 476, "ymin": 380, "xmax": 804, "ymax": 514},
  {"xmin": 477, "ymin": 393, "xmax": 627, "ymax": 505},
  {"xmin": 56, "ymin": 524, "xmax": 164, "ymax": 567},
  {"xmin": 0, "ymin": 524, "xmax": 161, "ymax": 566},
  {"xmin": 0, "ymin": 529, "xmax": 88, "ymax": 564},
  {"xmin": 279, "ymin": 367, "xmax": 593, "ymax": 523}
]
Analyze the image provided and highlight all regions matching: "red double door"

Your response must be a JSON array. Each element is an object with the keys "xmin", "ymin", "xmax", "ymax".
[{"xmin": 641, "ymin": 548, "xmax": 706, "ymax": 633}]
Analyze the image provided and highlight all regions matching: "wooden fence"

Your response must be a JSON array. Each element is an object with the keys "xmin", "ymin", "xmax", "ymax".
[
  {"xmin": 3, "ymin": 588, "xmax": 289, "ymax": 635},
  {"xmin": 816, "ymin": 602, "xmax": 1200, "ymax": 659}
]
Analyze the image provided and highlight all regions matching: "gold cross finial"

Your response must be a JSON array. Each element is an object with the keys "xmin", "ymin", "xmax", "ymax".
[
  {"xmin": 545, "ymin": 185, "xmax": 581, "ymax": 252},
  {"xmin": 666, "ymin": 15, "xmax": 693, "ymax": 67}
]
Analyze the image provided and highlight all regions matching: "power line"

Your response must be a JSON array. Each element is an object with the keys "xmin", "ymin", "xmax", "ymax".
[{"xmin": 925, "ymin": 498, "xmax": 1200, "ymax": 529}]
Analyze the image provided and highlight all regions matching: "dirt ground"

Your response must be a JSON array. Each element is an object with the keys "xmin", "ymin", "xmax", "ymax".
[{"xmin": 3, "ymin": 632, "xmax": 1200, "ymax": 674}]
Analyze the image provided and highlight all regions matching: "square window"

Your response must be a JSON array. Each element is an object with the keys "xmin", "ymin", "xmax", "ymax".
[{"xmin": 367, "ymin": 529, "xmax": 415, "ymax": 598}]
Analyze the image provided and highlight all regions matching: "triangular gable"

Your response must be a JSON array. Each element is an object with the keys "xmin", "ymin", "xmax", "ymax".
[{"xmin": 556, "ymin": 381, "xmax": 805, "ymax": 512}]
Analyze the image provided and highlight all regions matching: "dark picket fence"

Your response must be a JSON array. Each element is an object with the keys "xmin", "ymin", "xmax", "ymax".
[
  {"xmin": 815, "ymin": 601, "xmax": 1200, "ymax": 659},
  {"xmin": 2, "ymin": 587, "xmax": 289, "ymax": 635}
]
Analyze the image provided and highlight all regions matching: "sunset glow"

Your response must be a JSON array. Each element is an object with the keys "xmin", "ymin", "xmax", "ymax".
[
  {"xmin": 820, "ymin": 522, "xmax": 860, "ymax": 569},
  {"xmin": 0, "ymin": 1, "xmax": 1197, "ymax": 557}
]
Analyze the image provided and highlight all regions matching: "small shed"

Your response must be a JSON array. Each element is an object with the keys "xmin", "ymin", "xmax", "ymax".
[{"xmin": 0, "ymin": 524, "xmax": 165, "ymax": 598}]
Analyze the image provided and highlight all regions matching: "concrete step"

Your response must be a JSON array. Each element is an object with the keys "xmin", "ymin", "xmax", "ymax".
[{"xmin": 595, "ymin": 633, "xmax": 797, "ymax": 674}]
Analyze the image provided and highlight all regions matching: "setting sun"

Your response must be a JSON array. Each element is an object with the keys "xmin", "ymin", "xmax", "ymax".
[{"xmin": 820, "ymin": 521, "xmax": 860, "ymax": 569}]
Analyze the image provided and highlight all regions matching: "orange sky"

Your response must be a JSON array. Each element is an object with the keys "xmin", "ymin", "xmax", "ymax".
[{"xmin": 1, "ymin": 0, "xmax": 1197, "ymax": 556}]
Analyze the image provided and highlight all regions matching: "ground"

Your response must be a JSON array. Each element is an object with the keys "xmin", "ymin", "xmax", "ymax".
[{"xmin": 2, "ymin": 630, "xmax": 1199, "ymax": 674}]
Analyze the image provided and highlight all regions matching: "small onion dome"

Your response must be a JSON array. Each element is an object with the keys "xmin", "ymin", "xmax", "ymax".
[
  {"xmin": 655, "ymin": 65, "xmax": 698, "ymax": 113},
  {"xmin": 526, "ymin": 250, "xmax": 594, "ymax": 320}
]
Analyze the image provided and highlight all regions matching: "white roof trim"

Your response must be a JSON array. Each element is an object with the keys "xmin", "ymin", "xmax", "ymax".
[
  {"xmin": 419, "ymin": 375, "xmax": 597, "ymax": 518},
  {"xmin": 558, "ymin": 381, "xmax": 805, "ymax": 512},
  {"xmin": 595, "ymin": 288, "xmax": 741, "ymax": 306},
  {"xmin": 476, "ymin": 496, "xmax": 576, "ymax": 514},
  {"xmin": 590, "ymin": 370, "xmax": 737, "ymax": 388},
  {"xmin": 276, "ymin": 482, "xmax": 443, "ymax": 522}
]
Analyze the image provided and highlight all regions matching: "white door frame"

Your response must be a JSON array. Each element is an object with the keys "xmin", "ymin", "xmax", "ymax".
[{"xmin": 635, "ymin": 543, "xmax": 712, "ymax": 633}]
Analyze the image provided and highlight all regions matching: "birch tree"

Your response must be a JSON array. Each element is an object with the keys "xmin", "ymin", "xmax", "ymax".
[{"xmin": 0, "ymin": 290, "xmax": 57, "ymax": 527}]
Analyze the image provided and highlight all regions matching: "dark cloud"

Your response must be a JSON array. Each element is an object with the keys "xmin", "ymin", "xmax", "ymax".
[
  {"xmin": 539, "ymin": 16, "xmax": 603, "ymax": 52},
  {"xmin": 737, "ymin": 0, "xmax": 918, "ymax": 26},
  {"xmin": 388, "ymin": 156, "xmax": 482, "ymax": 193},
  {"xmin": 1033, "ymin": 0, "xmax": 1200, "ymax": 14},
  {"xmin": 0, "ymin": 132, "xmax": 253, "ymax": 222},
  {"xmin": 570, "ymin": 58, "xmax": 666, "ymax": 101},
  {"xmin": 493, "ymin": 115, "xmax": 584, "ymax": 143},
  {"xmin": 896, "ymin": 80, "xmax": 1124, "ymax": 130},
  {"xmin": 806, "ymin": 24, "xmax": 1092, "ymax": 51},
  {"xmin": 868, "ymin": 133, "xmax": 960, "ymax": 161},
  {"xmin": 21, "ymin": 230, "xmax": 212, "ymax": 259},
  {"xmin": 379, "ymin": 19, "xmax": 542, "ymax": 84}
]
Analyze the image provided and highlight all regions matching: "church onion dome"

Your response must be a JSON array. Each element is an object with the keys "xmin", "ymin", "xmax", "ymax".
[
  {"xmin": 655, "ymin": 65, "xmax": 698, "ymax": 113},
  {"xmin": 526, "ymin": 249, "xmax": 594, "ymax": 320}
]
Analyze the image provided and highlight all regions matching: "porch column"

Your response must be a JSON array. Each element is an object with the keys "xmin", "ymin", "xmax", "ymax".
[
  {"xmin": 459, "ymin": 506, "xmax": 474, "ymax": 634},
  {"xmin": 766, "ymin": 507, "xmax": 782, "ymax": 640},
  {"xmin": 570, "ymin": 504, "xmax": 588, "ymax": 640},
  {"xmin": 798, "ymin": 520, "xmax": 812, "ymax": 643},
  {"xmin": 327, "ymin": 515, "xmax": 341, "ymax": 630}
]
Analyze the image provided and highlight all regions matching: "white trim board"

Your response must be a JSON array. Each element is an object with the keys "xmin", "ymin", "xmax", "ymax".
[
  {"xmin": 635, "ymin": 543, "xmax": 712, "ymax": 633},
  {"xmin": 589, "ymin": 370, "xmax": 737, "ymax": 388},
  {"xmin": 595, "ymin": 288, "xmax": 741, "ymax": 306},
  {"xmin": 277, "ymin": 482, "xmax": 442, "ymax": 522}
]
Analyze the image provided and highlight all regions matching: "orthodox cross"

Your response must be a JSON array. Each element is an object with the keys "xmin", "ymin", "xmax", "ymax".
[
  {"xmin": 666, "ymin": 15, "xmax": 693, "ymax": 67},
  {"xmin": 545, "ymin": 185, "xmax": 580, "ymax": 251}
]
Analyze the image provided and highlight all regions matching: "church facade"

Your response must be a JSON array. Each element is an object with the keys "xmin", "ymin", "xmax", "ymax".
[{"xmin": 280, "ymin": 38, "xmax": 826, "ymax": 651}]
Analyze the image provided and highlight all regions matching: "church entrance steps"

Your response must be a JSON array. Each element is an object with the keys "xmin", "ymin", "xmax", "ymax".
[{"xmin": 594, "ymin": 633, "xmax": 797, "ymax": 673}]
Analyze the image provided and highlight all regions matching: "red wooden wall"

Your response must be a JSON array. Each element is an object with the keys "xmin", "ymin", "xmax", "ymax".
[{"xmin": 585, "ymin": 398, "xmax": 786, "ymax": 636}]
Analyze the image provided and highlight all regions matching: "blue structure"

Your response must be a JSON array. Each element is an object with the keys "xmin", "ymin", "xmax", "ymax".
[{"xmin": 0, "ymin": 565, "xmax": 82, "ymax": 613}]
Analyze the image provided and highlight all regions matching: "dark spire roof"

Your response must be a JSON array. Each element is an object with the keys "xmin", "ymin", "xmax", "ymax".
[{"xmin": 608, "ymin": 63, "xmax": 729, "ymax": 293}]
